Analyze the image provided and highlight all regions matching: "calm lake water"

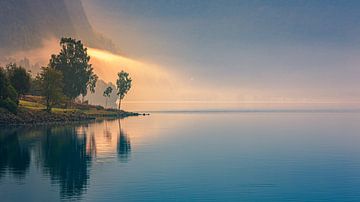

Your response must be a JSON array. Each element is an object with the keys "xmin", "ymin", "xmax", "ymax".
[{"xmin": 1, "ymin": 112, "xmax": 360, "ymax": 201}]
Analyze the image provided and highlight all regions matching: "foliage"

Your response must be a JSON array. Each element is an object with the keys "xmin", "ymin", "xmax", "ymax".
[
  {"xmin": 103, "ymin": 86, "xmax": 113, "ymax": 98},
  {"xmin": 95, "ymin": 105, "xmax": 104, "ymax": 110},
  {"xmin": 29, "ymin": 77, "xmax": 42, "ymax": 96},
  {"xmin": 5, "ymin": 63, "xmax": 31, "ymax": 97},
  {"xmin": 0, "ymin": 67, "xmax": 18, "ymax": 113},
  {"xmin": 0, "ymin": 97, "xmax": 18, "ymax": 113},
  {"xmin": 116, "ymin": 71, "xmax": 132, "ymax": 110},
  {"xmin": 38, "ymin": 67, "xmax": 64, "ymax": 112},
  {"xmin": 6, "ymin": 84, "xmax": 18, "ymax": 105},
  {"xmin": 49, "ymin": 37, "xmax": 97, "ymax": 100},
  {"xmin": 103, "ymin": 86, "xmax": 113, "ymax": 108},
  {"xmin": 0, "ymin": 68, "xmax": 9, "ymax": 100}
]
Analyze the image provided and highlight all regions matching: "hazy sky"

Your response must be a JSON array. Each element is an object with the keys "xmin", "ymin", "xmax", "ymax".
[{"xmin": 82, "ymin": 0, "xmax": 360, "ymax": 105}]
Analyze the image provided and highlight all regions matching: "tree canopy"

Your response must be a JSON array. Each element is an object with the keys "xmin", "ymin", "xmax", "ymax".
[
  {"xmin": 49, "ymin": 37, "xmax": 97, "ymax": 100},
  {"xmin": 103, "ymin": 86, "xmax": 113, "ymax": 108},
  {"xmin": 6, "ymin": 63, "xmax": 31, "ymax": 98},
  {"xmin": 0, "ymin": 67, "xmax": 18, "ymax": 113},
  {"xmin": 103, "ymin": 86, "xmax": 113, "ymax": 98},
  {"xmin": 116, "ymin": 71, "xmax": 132, "ymax": 110},
  {"xmin": 38, "ymin": 67, "xmax": 64, "ymax": 112}
]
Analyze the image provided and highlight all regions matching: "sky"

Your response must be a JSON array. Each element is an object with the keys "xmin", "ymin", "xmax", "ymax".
[{"xmin": 82, "ymin": 0, "xmax": 360, "ymax": 109}]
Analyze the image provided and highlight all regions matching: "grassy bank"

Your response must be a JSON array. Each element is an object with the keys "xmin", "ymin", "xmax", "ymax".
[{"xmin": 0, "ymin": 96, "xmax": 143, "ymax": 125}]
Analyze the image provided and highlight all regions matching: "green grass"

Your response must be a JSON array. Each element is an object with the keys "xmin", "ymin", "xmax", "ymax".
[
  {"xmin": 19, "ymin": 100, "xmax": 46, "ymax": 110},
  {"xmin": 52, "ymin": 108, "xmax": 77, "ymax": 113},
  {"xmin": 19, "ymin": 99, "xmax": 121, "ymax": 116},
  {"xmin": 20, "ymin": 100, "xmax": 76, "ymax": 113}
]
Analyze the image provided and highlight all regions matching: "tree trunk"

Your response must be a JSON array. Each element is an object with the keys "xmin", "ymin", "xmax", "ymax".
[
  {"xmin": 46, "ymin": 96, "xmax": 51, "ymax": 112},
  {"xmin": 105, "ymin": 98, "xmax": 107, "ymax": 109},
  {"xmin": 118, "ymin": 98, "xmax": 121, "ymax": 110}
]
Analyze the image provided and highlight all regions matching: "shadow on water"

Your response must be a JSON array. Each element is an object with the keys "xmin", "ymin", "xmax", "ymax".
[{"xmin": 0, "ymin": 118, "xmax": 132, "ymax": 200}]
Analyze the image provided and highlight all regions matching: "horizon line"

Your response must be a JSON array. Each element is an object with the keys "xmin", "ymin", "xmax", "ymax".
[{"xmin": 135, "ymin": 108, "xmax": 360, "ymax": 114}]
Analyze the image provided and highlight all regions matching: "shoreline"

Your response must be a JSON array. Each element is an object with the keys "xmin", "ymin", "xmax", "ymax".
[{"xmin": 0, "ymin": 107, "xmax": 148, "ymax": 126}]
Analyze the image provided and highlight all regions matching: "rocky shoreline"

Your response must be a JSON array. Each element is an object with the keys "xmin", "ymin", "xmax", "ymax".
[{"xmin": 0, "ymin": 108, "xmax": 144, "ymax": 125}]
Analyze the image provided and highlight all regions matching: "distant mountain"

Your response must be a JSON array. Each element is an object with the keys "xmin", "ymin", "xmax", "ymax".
[{"xmin": 0, "ymin": 0, "xmax": 117, "ymax": 54}]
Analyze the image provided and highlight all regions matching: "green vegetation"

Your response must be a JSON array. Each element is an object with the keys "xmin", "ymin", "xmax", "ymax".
[
  {"xmin": 116, "ymin": 70, "xmax": 132, "ymax": 110},
  {"xmin": 103, "ymin": 86, "xmax": 113, "ymax": 109},
  {"xmin": 6, "ymin": 63, "xmax": 31, "ymax": 98},
  {"xmin": 38, "ymin": 67, "xmax": 64, "ymax": 112},
  {"xmin": 49, "ymin": 37, "xmax": 98, "ymax": 102},
  {"xmin": 0, "ymin": 67, "xmax": 19, "ymax": 113},
  {"xmin": 0, "ymin": 37, "xmax": 139, "ymax": 124}
]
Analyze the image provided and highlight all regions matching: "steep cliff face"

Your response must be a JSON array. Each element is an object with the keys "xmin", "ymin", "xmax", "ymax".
[{"xmin": 0, "ymin": 0, "xmax": 116, "ymax": 54}]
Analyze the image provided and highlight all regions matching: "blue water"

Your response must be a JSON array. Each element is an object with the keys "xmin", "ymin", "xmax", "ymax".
[{"xmin": 1, "ymin": 112, "xmax": 360, "ymax": 201}]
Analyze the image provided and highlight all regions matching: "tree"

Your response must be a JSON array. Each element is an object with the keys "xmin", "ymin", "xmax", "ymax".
[
  {"xmin": 38, "ymin": 67, "xmax": 64, "ymax": 112},
  {"xmin": 6, "ymin": 63, "xmax": 31, "ymax": 98},
  {"xmin": 103, "ymin": 86, "xmax": 113, "ymax": 109},
  {"xmin": 0, "ymin": 68, "xmax": 8, "ymax": 99},
  {"xmin": 49, "ymin": 37, "xmax": 97, "ymax": 102},
  {"xmin": 116, "ymin": 71, "xmax": 132, "ymax": 110},
  {"xmin": 0, "ymin": 67, "xmax": 18, "ymax": 113},
  {"xmin": 29, "ymin": 77, "xmax": 42, "ymax": 96}
]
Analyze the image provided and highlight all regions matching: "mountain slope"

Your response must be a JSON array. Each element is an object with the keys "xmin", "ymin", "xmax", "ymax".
[{"xmin": 0, "ymin": 0, "xmax": 116, "ymax": 54}]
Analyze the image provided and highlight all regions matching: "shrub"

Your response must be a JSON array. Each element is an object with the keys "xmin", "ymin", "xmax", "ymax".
[
  {"xmin": 6, "ymin": 63, "xmax": 31, "ymax": 97},
  {"xmin": 6, "ymin": 85, "xmax": 19, "ymax": 104},
  {"xmin": 0, "ymin": 97, "xmax": 18, "ymax": 113},
  {"xmin": 95, "ymin": 105, "xmax": 104, "ymax": 110}
]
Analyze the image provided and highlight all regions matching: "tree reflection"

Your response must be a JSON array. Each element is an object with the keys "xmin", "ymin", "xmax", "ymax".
[
  {"xmin": 103, "ymin": 120, "xmax": 112, "ymax": 142},
  {"xmin": 117, "ymin": 119, "xmax": 131, "ymax": 162},
  {"xmin": 0, "ymin": 129, "xmax": 30, "ymax": 180},
  {"xmin": 40, "ymin": 126, "xmax": 92, "ymax": 199},
  {"xmin": 0, "ymin": 118, "xmax": 133, "ymax": 199}
]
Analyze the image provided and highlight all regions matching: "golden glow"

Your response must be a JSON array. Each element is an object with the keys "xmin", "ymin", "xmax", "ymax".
[
  {"xmin": 86, "ymin": 48, "xmax": 190, "ymax": 108},
  {"xmin": 87, "ymin": 48, "xmax": 119, "ymax": 62},
  {"xmin": 5, "ymin": 38, "xmax": 354, "ymax": 111}
]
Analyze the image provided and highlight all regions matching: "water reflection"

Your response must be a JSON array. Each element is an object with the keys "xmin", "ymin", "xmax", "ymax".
[
  {"xmin": 40, "ymin": 126, "xmax": 92, "ymax": 198},
  {"xmin": 117, "ymin": 120, "xmax": 131, "ymax": 162},
  {"xmin": 0, "ymin": 118, "xmax": 132, "ymax": 199},
  {"xmin": 0, "ymin": 128, "xmax": 30, "ymax": 180}
]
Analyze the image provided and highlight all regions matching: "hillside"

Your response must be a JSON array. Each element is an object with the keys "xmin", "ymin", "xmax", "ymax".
[{"xmin": 0, "ymin": 0, "xmax": 116, "ymax": 54}]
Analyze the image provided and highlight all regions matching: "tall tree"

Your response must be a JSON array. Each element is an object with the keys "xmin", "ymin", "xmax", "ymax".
[
  {"xmin": 49, "ymin": 37, "xmax": 97, "ymax": 102},
  {"xmin": 6, "ymin": 63, "xmax": 31, "ymax": 98},
  {"xmin": 103, "ymin": 86, "xmax": 113, "ymax": 109},
  {"xmin": 38, "ymin": 67, "xmax": 64, "ymax": 112},
  {"xmin": 0, "ymin": 67, "xmax": 18, "ymax": 113},
  {"xmin": 116, "ymin": 71, "xmax": 132, "ymax": 110},
  {"xmin": 0, "ymin": 68, "xmax": 8, "ymax": 100}
]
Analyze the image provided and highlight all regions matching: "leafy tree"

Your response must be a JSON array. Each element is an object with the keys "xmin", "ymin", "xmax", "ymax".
[
  {"xmin": 0, "ymin": 68, "xmax": 8, "ymax": 99},
  {"xmin": 0, "ymin": 67, "xmax": 18, "ymax": 113},
  {"xmin": 38, "ymin": 67, "xmax": 64, "ymax": 112},
  {"xmin": 29, "ymin": 77, "xmax": 42, "ymax": 96},
  {"xmin": 49, "ymin": 37, "xmax": 97, "ymax": 102},
  {"xmin": 5, "ymin": 63, "xmax": 31, "ymax": 98},
  {"xmin": 116, "ymin": 71, "xmax": 132, "ymax": 110},
  {"xmin": 103, "ymin": 86, "xmax": 113, "ymax": 108}
]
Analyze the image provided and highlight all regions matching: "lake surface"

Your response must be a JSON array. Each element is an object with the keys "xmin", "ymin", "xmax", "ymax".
[{"xmin": 1, "ymin": 112, "xmax": 360, "ymax": 201}]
